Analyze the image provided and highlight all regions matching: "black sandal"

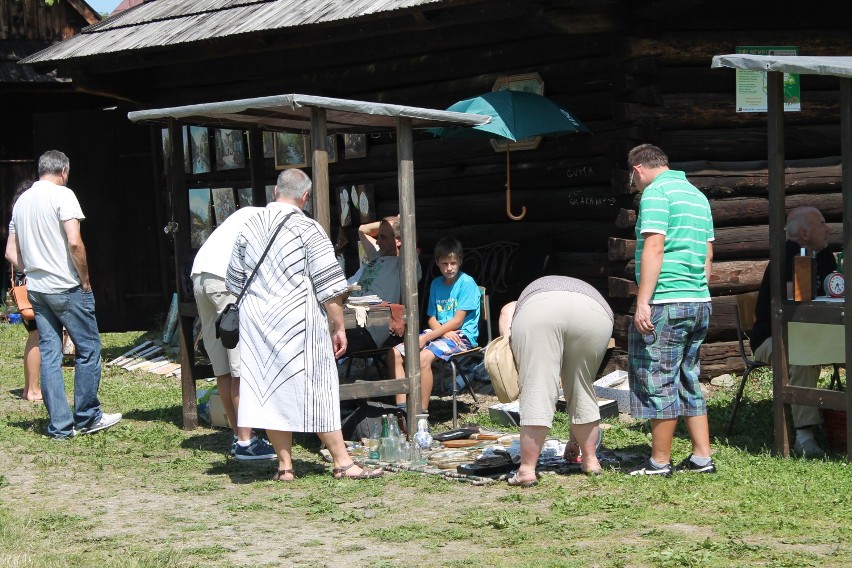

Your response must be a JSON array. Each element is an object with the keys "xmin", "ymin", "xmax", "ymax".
[{"xmin": 332, "ymin": 461, "xmax": 383, "ymax": 480}]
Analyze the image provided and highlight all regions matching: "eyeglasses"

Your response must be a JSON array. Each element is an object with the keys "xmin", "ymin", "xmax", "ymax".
[{"xmin": 628, "ymin": 169, "xmax": 635, "ymax": 188}]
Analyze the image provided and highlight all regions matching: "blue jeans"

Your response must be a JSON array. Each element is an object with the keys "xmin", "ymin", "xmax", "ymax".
[{"xmin": 30, "ymin": 287, "xmax": 103, "ymax": 438}]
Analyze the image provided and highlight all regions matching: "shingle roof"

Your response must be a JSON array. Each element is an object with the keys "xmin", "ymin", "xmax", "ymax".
[{"xmin": 21, "ymin": 0, "xmax": 448, "ymax": 65}]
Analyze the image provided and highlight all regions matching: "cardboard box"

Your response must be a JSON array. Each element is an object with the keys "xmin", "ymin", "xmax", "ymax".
[{"xmin": 207, "ymin": 391, "xmax": 230, "ymax": 428}]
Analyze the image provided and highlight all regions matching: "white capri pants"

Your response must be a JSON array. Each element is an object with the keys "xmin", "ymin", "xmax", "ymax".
[
  {"xmin": 511, "ymin": 291, "xmax": 613, "ymax": 428},
  {"xmin": 193, "ymin": 273, "xmax": 241, "ymax": 378}
]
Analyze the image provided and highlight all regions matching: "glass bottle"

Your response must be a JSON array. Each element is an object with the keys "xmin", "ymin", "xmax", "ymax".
[
  {"xmin": 5, "ymin": 290, "xmax": 16, "ymax": 316},
  {"xmin": 413, "ymin": 415, "xmax": 433, "ymax": 449}
]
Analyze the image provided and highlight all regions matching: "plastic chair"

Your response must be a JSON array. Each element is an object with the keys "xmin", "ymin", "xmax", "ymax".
[
  {"xmin": 726, "ymin": 291, "xmax": 769, "ymax": 436},
  {"xmin": 435, "ymin": 286, "xmax": 491, "ymax": 428}
]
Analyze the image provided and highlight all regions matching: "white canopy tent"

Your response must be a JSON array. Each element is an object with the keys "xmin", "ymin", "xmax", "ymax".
[
  {"xmin": 128, "ymin": 94, "xmax": 491, "ymax": 429},
  {"xmin": 711, "ymin": 55, "xmax": 852, "ymax": 457}
]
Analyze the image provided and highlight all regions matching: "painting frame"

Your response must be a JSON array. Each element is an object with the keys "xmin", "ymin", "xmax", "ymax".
[
  {"xmin": 343, "ymin": 133, "xmax": 367, "ymax": 159},
  {"xmin": 214, "ymin": 129, "xmax": 245, "ymax": 171},
  {"xmin": 491, "ymin": 72, "xmax": 545, "ymax": 152},
  {"xmin": 189, "ymin": 126, "xmax": 211, "ymax": 174},
  {"xmin": 188, "ymin": 187, "xmax": 213, "ymax": 249},
  {"xmin": 211, "ymin": 187, "xmax": 237, "ymax": 224},
  {"xmin": 273, "ymin": 132, "xmax": 308, "ymax": 170}
]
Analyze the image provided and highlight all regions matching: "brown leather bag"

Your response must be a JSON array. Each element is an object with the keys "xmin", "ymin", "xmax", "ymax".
[{"xmin": 10, "ymin": 277, "xmax": 35, "ymax": 320}]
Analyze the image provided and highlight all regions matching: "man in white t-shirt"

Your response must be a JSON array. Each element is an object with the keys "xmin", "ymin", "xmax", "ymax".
[
  {"xmin": 191, "ymin": 205, "xmax": 275, "ymax": 461},
  {"xmin": 5, "ymin": 150, "xmax": 121, "ymax": 439},
  {"xmin": 345, "ymin": 215, "xmax": 415, "ymax": 354}
]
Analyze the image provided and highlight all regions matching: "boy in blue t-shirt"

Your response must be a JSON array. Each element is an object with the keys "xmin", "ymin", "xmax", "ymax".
[{"xmin": 389, "ymin": 237, "xmax": 481, "ymax": 413}]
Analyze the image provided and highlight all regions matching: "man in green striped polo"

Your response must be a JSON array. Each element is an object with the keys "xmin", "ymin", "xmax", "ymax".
[{"xmin": 626, "ymin": 144, "xmax": 716, "ymax": 476}]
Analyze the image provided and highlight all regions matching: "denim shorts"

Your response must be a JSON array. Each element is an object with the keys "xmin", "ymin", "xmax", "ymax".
[{"xmin": 628, "ymin": 302, "xmax": 711, "ymax": 419}]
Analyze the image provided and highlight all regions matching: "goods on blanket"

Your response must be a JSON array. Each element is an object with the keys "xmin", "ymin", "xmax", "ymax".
[
  {"xmin": 432, "ymin": 427, "xmax": 479, "ymax": 442},
  {"xmin": 413, "ymin": 416, "xmax": 433, "ymax": 449},
  {"xmin": 441, "ymin": 439, "xmax": 482, "ymax": 449},
  {"xmin": 592, "ymin": 370, "xmax": 630, "ymax": 413},
  {"xmin": 428, "ymin": 449, "xmax": 473, "ymax": 469}
]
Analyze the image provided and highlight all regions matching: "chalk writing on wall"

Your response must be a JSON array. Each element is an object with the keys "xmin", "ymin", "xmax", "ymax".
[
  {"xmin": 565, "ymin": 190, "xmax": 615, "ymax": 208},
  {"xmin": 565, "ymin": 165, "xmax": 594, "ymax": 178}
]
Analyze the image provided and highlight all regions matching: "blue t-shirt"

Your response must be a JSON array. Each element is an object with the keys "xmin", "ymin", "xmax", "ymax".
[{"xmin": 427, "ymin": 272, "xmax": 481, "ymax": 346}]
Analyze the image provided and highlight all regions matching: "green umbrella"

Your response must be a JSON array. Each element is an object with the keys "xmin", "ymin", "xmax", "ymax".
[{"xmin": 431, "ymin": 90, "xmax": 590, "ymax": 220}]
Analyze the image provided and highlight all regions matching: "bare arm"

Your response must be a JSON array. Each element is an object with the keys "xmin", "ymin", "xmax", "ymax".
[
  {"xmin": 420, "ymin": 311, "xmax": 468, "ymax": 347},
  {"xmin": 357, "ymin": 221, "xmax": 382, "ymax": 252},
  {"xmin": 705, "ymin": 241, "xmax": 714, "ymax": 284},
  {"xmin": 634, "ymin": 233, "xmax": 665, "ymax": 334},
  {"xmin": 5, "ymin": 233, "xmax": 22, "ymax": 271},
  {"xmin": 63, "ymin": 218, "xmax": 91, "ymax": 291},
  {"xmin": 323, "ymin": 295, "xmax": 348, "ymax": 358}
]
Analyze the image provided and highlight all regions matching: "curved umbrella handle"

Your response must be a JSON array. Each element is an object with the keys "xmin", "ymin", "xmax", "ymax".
[{"xmin": 505, "ymin": 145, "xmax": 526, "ymax": 221}]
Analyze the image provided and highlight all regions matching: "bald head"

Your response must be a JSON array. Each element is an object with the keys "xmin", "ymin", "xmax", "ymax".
[
  {"xmin": 786, "ymin": 206, "xmax": 829, "ymax": 252},
  {"xmin": 274, "ymin": 169, "xmax": 312, "ymax": 203}
]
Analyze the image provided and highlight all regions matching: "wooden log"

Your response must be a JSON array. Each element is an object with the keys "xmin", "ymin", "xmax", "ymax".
[
  {"xmin": 608, "ymin": 223, "xmax": 843, "ymax": 261},
  {"xmin": 615, "ymin": 208, "xmax": 637, "ymax": 228},
  {"xmin": 608, "ymin": 277, "xmax": 637, "ymax": 299},
  {"xmin": 418, "ymin": 221, "xmax": 617, "ymax": 254},
  {"xmin": 699, "ymin": 341, "xmax": 746, "ymax": 379},
  {"xmin": 614, "ymin": 260, "xmax": 768, "ymax": 296}
]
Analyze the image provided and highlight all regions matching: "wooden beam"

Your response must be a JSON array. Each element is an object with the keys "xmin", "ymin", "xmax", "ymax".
[
  {"xmin": 310, "ymin": 108, "xmax": 331, "ymax": 235},
  {"xmin": 841, "ymin": 77, "xmax": 852, "ymax": 458}
]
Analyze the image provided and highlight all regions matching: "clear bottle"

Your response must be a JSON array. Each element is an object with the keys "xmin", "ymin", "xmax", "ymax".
[
  {"xmin": 413, "ymin": 415, "xmax": 433, "ymax": 449},
  {"xmin": 5, "ymin": 290, "xmax": 17, "ymax": 316}
]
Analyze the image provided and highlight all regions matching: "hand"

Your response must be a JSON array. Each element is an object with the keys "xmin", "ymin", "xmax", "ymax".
[
  {"xmin": 633, "ymin": 302, "xmax": 654, "ymax": 334},
  {"xmin": 443, "ymin": 330, "xmax": 462, "ymax": 345},
  {"xmin": 331, "ymin": 329, "xmax": 347, "ymax": 358},
  {"xmin": 82, "ymin": 285, "xmax": 93, "ymax": 293}
]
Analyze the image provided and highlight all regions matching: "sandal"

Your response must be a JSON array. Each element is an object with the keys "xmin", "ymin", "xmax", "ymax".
[
  {"xmin": 506, "ymin": 472, "xmax": 538, "ymax": 488},
  {"xmin": 272, "ymin": 469, "xmax": 295, "ymax": 482},
  {"xmin": 332, "ymin": 461, "xmax": 383, "ymax": 480}
]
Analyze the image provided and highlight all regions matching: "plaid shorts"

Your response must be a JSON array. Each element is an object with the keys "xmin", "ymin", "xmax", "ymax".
[
  {"xmin": 393, "ymin": 330, "xmax": 472, "ymax": 361},
  {"xmin": 628, "ymin": 302, "xmax": 711, "ymax": 419}
]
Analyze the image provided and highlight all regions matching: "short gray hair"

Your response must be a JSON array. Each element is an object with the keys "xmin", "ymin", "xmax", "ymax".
[
  {"xmin": 628, "ymin": 144, "xmax": 668, "ymax": 168},
  {"xmin": 38, "ymin": 150, "xmax": 70, "ymax": 177},
  {"xmin": 275, "ymin": 169, "xmax": 312, "ymax": 200},
  {"xmin": 786, "ymin": 206, "xmax": 820, "ymax": 240}
]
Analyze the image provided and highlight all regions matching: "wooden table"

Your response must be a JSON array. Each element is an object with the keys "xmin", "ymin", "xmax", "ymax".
[
  {"xmin": 788, "ymin": 298, "xmax": 845, "ymax": 365},
  {"xmin": 342, "ymin": 304, "xmax": 391, "ymax": 330}
]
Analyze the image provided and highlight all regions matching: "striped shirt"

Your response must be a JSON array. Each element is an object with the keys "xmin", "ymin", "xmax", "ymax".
[{"xmin": 635, "ymin": 170, "xmax": 714, "ymax": 303}]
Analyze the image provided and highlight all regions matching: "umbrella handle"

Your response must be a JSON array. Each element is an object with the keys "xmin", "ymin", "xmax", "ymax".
[{"xmin": 505, "ymin": 145, "xmax": 526, "ymax": 221}]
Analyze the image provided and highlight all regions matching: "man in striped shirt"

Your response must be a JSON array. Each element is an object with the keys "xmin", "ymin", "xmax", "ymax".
[{"xmin": 626, "ymin": 144, "xmax": 716, "ymax": 476}]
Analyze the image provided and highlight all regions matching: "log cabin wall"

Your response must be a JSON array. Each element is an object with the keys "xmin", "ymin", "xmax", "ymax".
[{"xmin": 22, "ymin": 0, "xmax": 852, "ymax": 366}]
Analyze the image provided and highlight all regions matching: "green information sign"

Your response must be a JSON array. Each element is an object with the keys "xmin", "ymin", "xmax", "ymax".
[{"xmin": 735, "ymin": 46, "xmax": 801, "ymax": 113}]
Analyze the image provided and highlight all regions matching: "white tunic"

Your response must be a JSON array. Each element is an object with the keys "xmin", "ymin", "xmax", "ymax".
[{"xmin": 226, "ymin": 203, "xmax": 347, "ymax": 433}]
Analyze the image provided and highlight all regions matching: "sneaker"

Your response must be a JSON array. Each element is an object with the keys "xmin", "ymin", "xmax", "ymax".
[
  {"xmin": 230, "ymin": 435, "xmax": 237, "ymax": 456},
  {"xmin": 76, "ymin": 413, "xmax": 122, "ymax": 436},
  {"xmin": 676, "ymin": 455, "xmax": 717, "ymax": 473},
  {"xmin": 793, "ymin": 438, "xmax": 825, "ymax": 459},
  {"xmin": 628, "ymin": 459, "xmax": 673, "ymax": 477},
  {"xmin": 234, "ymin": 437, "xmax": 277, "ymax": 461}
]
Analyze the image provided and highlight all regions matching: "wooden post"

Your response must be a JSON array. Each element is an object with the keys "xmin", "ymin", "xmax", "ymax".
[
  {"xmin": 168, "ymin": 119, "xmax": 198, "ymax": 430},
  {"xmin": 766, "ymin": 71, "xmax": 790, "ymax": 456},
  {"xmin": 310, "ymin": 108, "xmax": 331, "ymax": 235},
  {"xmin": 841, "ymin": 77, "xmax": 852, "ymax": 459},
  {"xmin": 247, "ymin": 127, "xmax": 266, "ymax": 206},
  {"xmin": 397, "ymin": 116, "xmax": 423, "ymax": 429}
]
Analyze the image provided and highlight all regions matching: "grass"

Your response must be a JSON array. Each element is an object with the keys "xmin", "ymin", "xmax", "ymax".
[{"xmin": 0, "ymin": 322, "xmax": 850, "ymax": 567}]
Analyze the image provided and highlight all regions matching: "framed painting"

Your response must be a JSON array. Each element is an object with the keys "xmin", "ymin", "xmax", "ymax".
[
  {"xmin": 274, "ymin": 132, "xmax": 308, "ymax": 169},
  {"xmin": 183, "ymin": 126, "xmax": 192, "ymax": 173},
  {"xmin": 326, "ymin": 135, "xmax": 337, "ymax": 164},
  {"xmin": 349, "ymin": 183, "xmax": 375, "ymax": 224},
  {"xmin": 265, "ymin": 184, "xmax": 275, "ymax": 204},
  {"xmin": 189, "ymin": 126, "xmax": 211, "ymax": 174},
  {"xmin": 214, "ymin": 129, "xmax": 245, "ymax": 170},
  {"xmin": 188, "ymin": 188, "xmax": 212, "ymax": 249},
  {"xmin": 211, "ymin": 187, "xmax": 236, "ymax": 224},
  {"xmin": 337, "ymin": 185, "xmax": 352, "ymax": 227},
  {"xmin": 344, "ymin": 133, "xmax": 367, "ymax": 159},
  {"xmin": 491, "ymin": 72, "xmax": 545, "ymax": 152},
  {"xmin": 262, "ymin": 131, "xmax": 275, "ymax": 158},
  {"xmin": 161, "ymin": 128, "xmax": 171, "ymax": 174},
  {"xmin": 238, "ymin": 187, "xmax": 253, "ymax": 207}
]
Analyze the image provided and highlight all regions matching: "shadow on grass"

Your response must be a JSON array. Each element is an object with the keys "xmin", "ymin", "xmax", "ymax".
[
  {"xmin": 123, "ymin": 405, "xmax": 184, "ymax": 428},
  {"xmin": 205, "ymin": 457, "xmax": 325, "ymax": 484}
]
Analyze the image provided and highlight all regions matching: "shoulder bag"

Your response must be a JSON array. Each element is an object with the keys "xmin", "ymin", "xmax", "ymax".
[
  {"xmin": 484, "ymin": 334, "xmax": 520, "ymax": 403},
  {"xmin": 215, "ymin": 211, "xmax": 295, "ymax": 349},
  {"xmin": 10, "ymin": 276, "xmax": 35, "ymax": 321}
]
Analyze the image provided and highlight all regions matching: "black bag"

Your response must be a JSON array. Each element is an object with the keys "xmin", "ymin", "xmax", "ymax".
[
  {"xmin": 340, "ymin": 401, "xmax": 407, "ymax": 442},
  {"xmin": 212, "ymin": 211, "xmax": 295, "ymax": 350},
  {"xmin": 215, "ymin": 303, "xmax": 240, "ymax": 349}
]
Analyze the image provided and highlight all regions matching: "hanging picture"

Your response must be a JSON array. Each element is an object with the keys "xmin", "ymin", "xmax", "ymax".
[
  {"xmin": 161, "ymin": 128, "xmax": 171, "ymax": 174},
  {"xmin": 262, "ymin": 132, "xmax": 274, "ymax": 158},
  {"xmin": 347, "ymin": 183, "xmax": 375, "ymax": 224},
  {"xmin": 337, "ymin": 186, "xmax": 352, "ymax": 227},
  {"xmin": 344, "ymin": 133, "xmax": 367, "ymax": 159},
  {"xmin": 189, "ymin": 126, "xmax": 211, "ymax": 173},
  {"xmin": 188, "ymin": 188, "xmax": 212, "ymax": 248},
  {"xmin": 274, "ymin": 132, "xmax": 308, "ymax": 169},
  {"xmin": 183, "ymin": 126, "xmax": 192, "ymax": 173},
  {"xmin": 214, "ymin": 129, "xmax": 245, "ymax": 170},
  {"xmin": 212, "ymin": 187, "xmax": 237, "ymax": 224},
  {"xmin": 265, "ymin": 184, "xmax": 275, "ymax": 204},
  {"xmin": 238, "ymin": 187, "xmax": 253, "ymax": 207},
  {"xmin": 326, "ymin": 135, "xmax": 337, "ymax": 164}
]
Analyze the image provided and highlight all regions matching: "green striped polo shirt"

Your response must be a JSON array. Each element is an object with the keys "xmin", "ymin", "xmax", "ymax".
[{"xmin": 635, "ymin": 170, "xmax": 714, "ymax": 303}]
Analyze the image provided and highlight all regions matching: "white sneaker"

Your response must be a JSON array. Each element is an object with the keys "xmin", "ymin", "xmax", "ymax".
[
  {"xmin": 77, "ymin": 413, "xmax": 123, "ymax": 435},
  {"xmin": 793, "ymin": 438, "xmax": 825, "ymax": 459}
]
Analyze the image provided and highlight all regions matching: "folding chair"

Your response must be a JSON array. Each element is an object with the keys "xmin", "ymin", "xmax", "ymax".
[
  {"xmin": 434, "ymin": 286, "xmax": 492, "ymax": 427},
  {"xmin": 726, "ymin": 291, "xmax": 769, "ymax": 436}
]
